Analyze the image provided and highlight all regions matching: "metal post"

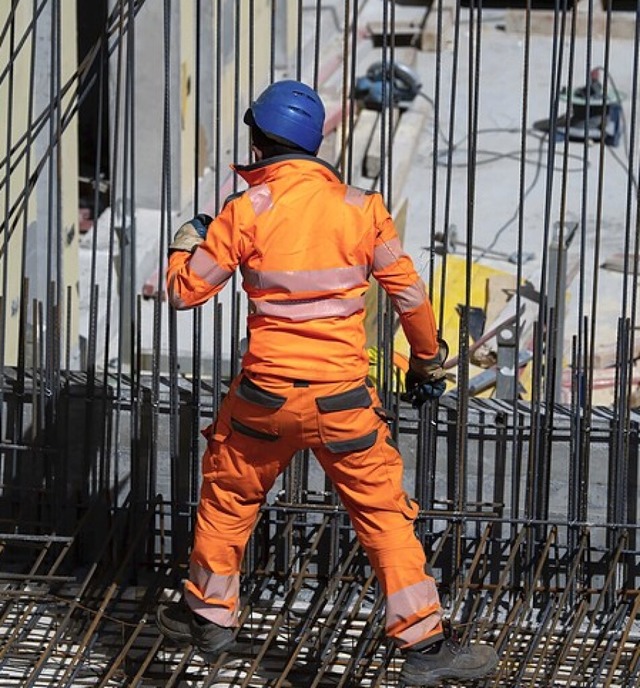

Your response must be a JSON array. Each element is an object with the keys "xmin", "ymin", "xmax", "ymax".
[
  {"xmin": 496, "ymin": 321, "xmax": 518, "ymax": 400},
  {"xmin": 546, "ymin": 221, "xmax": 577, "ymax": 403}
]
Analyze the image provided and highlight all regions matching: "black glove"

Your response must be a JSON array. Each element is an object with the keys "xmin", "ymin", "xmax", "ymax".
[
  {"xmin": 190, "ymin": 213, "xmax": 213, "ymax": 238},
  {"xmin": 404, "ymin": 338, "xmax": 450, "ymax": 408},
  {"xmin": 405, "ymin": 369, "xmax": 447, "ymax": 406}
]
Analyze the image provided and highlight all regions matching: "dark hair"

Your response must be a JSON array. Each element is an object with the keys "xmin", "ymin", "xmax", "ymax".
[
  {"xmin": 245, "ymin": 108, "xmax": 313, "ymax": 158},
  {"xmin": 250, "ymin": 125, "xmax": 303, "ymax": 158}
]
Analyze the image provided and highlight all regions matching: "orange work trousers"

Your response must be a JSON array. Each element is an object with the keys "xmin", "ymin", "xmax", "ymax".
[{"xmin": 185, "ymin": 371, "xmax": 443, "ymax": 649}]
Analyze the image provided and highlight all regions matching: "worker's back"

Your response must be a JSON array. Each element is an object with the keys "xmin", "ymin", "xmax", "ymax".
[
  {"xmin": 167, "ymin": 153, "xmax": 434, "ymax": 382},
  {"xmin": 233, "ymin": 155, "xmax": 381, "ymax": 382}
]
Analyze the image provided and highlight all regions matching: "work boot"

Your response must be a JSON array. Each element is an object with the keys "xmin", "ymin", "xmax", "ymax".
[
  {"xmin": 399, "ymin": 632, "xmax": 498, "ymax": 687},
  {"xmin": 156, "ymin": 599, "xmax": 234, "ymax": 657}
]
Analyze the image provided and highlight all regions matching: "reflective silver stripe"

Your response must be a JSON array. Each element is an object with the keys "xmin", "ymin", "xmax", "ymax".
[
  {"xmin": 387, "ymin": 579, "xmax": 440, "ymax": 624},
  {"xmin": 390, "ymin": 280, "xmax": 426, "ymax": 314},
  {"xmin": 185, "ymin": 588, "xmax": 239, "ymax": 628},
  {"xmin": 250, "ymin": 295, "xmax": 365, "ymax": 321},
  {"xmin": 190, "ymin": 248, "xmax": 234, "ymax": 287},
  {"xmin": 373, "ymin": 238, "xmax": 408, "ymax": 272},
  {"xmin": 167, "ymin": 275, "xmax": 187, "ymax": 309},
  {"xmin": 242, "ymin": 264, "xmax": 368, "ymax": 292},
  {"xmin": 247, "ymin": 183, "xmax": 273, "ymax": 215},
  {"xmin": 391, "ymin": 611, "xmax": 443, "ymax": 647},
  {"xmin": 386, "ymin": 578, "xmax": 442, "ymax": 645},
  {"xmin": 345, "ymin": 185, "xmax": 366, "ymax": 207},
  {"xmin": 186, "ymin": 562, "xmax": 240, "ymax": 627},
  {"xmin": 190, "ymin": 561, "xmax": 240, "ymax": 601}
]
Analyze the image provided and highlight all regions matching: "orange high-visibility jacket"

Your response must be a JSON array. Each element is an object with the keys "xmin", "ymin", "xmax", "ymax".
[{"xmin": 167, "ymin": 155, "xmax": 438, "ymax": 381}]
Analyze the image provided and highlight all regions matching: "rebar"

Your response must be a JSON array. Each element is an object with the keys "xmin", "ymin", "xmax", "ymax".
[{"xmin": 1, "ymin": 0, "xmax": 640, "ymax": 686}]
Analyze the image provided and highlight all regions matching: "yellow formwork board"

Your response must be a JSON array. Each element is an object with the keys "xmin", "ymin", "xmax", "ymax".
[
  {"xmin": 395, "ymin": 255, "xmax": 527, "ymax": 398},
  {"xmin": 430, "ymin": 255, "xmax": 509, "ymax": 359}
]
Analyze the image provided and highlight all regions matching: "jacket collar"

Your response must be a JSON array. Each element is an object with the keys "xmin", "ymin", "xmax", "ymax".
[{"xmin": 233, "ymin": 154, "xmax": 343, "ymax": 186}]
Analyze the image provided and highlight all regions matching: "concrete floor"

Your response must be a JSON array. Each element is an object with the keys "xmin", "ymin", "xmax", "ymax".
[{"xmin": 76, "ymin": 1, "xmax": 638, "ymax": 405}]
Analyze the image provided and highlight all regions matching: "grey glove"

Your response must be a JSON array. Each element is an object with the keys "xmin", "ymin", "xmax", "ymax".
[{"xmin": 169, "ymin": 213, "xmax": 213, "ymax": 254}]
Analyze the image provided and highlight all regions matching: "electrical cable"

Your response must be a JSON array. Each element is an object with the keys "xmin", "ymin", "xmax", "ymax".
[
  {"xmin": 436, "ymin": 127, "xmax": 587, "ymax": 171},
  {"xmin": 475, "ymin": 129, "xmax": 548, "ymax": 262},
  {"xmin": 424, "ymin": 113, "xmax": 636, "ymax": 266}
]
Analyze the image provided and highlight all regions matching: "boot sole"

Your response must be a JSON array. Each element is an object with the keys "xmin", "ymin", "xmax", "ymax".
[
  {"xmin": 156, "ymin": 608, "xmax": 192, "ymax": 645},
  {"xmin": 400, "ymin": 654, "xmax": 499, "ymax": 687},
  {"xmin": 156, "ymin": 607, "xmax": 235, "ymax": 656}
]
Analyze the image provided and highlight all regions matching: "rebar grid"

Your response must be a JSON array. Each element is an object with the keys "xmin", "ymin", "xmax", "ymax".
[
  {"xmin": 0, "ymin": 374, "xmax": 639, "ymax": 685},
  {"xmin": 0, "ymin": 500, "xmax": 638, "ymax": 687},
  {"xmin": 2, "ymin": 0, "xmax": 640, "ymax": 685}
]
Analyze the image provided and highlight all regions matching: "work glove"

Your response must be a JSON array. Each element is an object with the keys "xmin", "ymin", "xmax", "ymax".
[
  {"xmin": 404, "ymin": 338, "xmax": 450, "ymax": 407},
  {"xmin": 168, "ymin": 213, "xmax": 213, "ymax": 253}
]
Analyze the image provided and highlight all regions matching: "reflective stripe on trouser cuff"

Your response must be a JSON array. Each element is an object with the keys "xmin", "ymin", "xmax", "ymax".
[
  {"xmin": 390, "ymin": 608, "xmax": 444, "ymax": 649},
  {"xmin": 184, "ymin": 562, "xmax": 240, "ymax": 627},
  {"xmin": 386, "ymin": 578, "xmax": 443, "ymax": 646}
]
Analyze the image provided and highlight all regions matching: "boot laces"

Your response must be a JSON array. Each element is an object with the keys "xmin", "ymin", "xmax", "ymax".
[
  {"xmin": 442, "ymin": 618, "xmax": 460, "ymax": 643},
  {"xmin": 442, "ymin": 619, "xmax": 469, "ymax": 656}
]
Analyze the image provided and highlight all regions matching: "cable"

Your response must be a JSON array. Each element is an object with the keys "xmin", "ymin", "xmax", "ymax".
[
  {"xmin": 436, "ymin": 127, "xmax": 586, "ymax": 172},
  {"xmin": 475, "ymin": 130, "xmax": 548, "ymax": 262}
]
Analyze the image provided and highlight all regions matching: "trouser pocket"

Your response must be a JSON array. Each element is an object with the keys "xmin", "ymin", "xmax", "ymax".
[
  {"xmin": 316, "ymin": 382, "xmax": 380, "ymax": 454},
  {"xmin": 229, "ymin": 374, "xmax": 287, "ymax": 441}
]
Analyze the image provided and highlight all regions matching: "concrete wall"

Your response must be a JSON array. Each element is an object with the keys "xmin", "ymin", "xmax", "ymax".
[
  {"xmin": 0, "ymin": 1, "xmax": 79, "ymax": 367},
  {"xmin": 125, "ymin": 0, "xmax": 297, "ymax": 214},
  {"xmin": 0, "ymin": 2, "xmax": 31, "ymax": 366}
]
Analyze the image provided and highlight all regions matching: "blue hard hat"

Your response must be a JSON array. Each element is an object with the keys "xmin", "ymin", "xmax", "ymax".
[{"xmin": 244, "ymin": 80, "xmax": 325, "ymax": 154}]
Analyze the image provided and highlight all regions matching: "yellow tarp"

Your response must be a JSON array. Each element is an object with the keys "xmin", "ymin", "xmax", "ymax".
[
  {"xmin": 394, "ymin": 255, "xmax": 531, "ymax": 398},
  {"xmin": 430, "ymin": 255, "xmax": 509, "ymax": 361}
]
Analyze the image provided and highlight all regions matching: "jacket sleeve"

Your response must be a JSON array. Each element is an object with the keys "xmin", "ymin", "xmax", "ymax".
[
  {"xmin": 166, "ymin": 201, "xmax": 240, "ymax": 310},
  {"xmin": 370, "ymin": 196, "xmax": 439, "ymax": 360}
]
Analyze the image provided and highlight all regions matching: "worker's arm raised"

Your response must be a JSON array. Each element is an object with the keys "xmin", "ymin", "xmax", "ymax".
[
  {"xmin": 166, "ymin": 204, "xmax": 240, "ymax": 310},
  {"xmin": 168, "ymin": 213, "xmax": 213, "ymax": 254}
]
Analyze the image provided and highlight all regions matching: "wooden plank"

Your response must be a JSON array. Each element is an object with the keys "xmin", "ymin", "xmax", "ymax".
[
  {"xmin": 368, "ymin": 6, "xmax": 453, "ymax": 52},
  {"xmin": 601, "ymin": 252, "xmax": 639, "ymax": 274},
  {"xmin": 363, "ymin": 107, "xmax": 400, "ymax": 180},
  {"xmin": 505, "ymin": 8, "xmax": 637, "ymax": 39},
  {"xmin": 485, "ymin": 273, "xmax": 519, "ymax": 327},
  {"xmin": 479, "ymin": 251, "xmax": 580, "ymax": 355},
  {"xmin": 420, "ymin": 3, "xmax": 454, "ymax": 52},
  {"xmin": 388, "ymin": 107, "xmax": 430, "ymax": 209},
  {"xmin": 592, "ymin": 340, "xmax": 640, "ymax": 368},
  {"xmin": 368, "ymin": 19, "xmax": 427, "ymax": 49},
  {"xmin": 346, "ymin": 108, "xmax": 380, "ymax": 189}
]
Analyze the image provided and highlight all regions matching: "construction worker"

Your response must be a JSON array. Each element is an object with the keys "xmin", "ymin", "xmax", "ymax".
[{"xmin": 156, "ymin": 80, "xmax": 498, "ymax": 686}]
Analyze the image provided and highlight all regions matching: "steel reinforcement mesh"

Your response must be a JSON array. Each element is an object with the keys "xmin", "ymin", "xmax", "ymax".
[
  {"xmin": 2, "ymin": 0, "xmax": 640, "ymax": 685},
  {"xmin": 0, "ymin": 383, "xmax": 638, "ymax": 687}
]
